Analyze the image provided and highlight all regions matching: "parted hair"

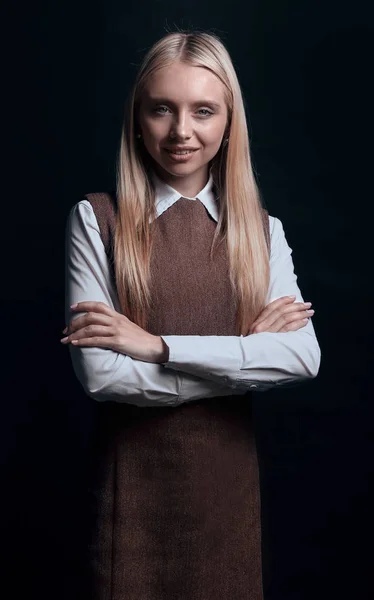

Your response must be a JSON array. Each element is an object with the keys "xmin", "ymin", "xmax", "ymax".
[{"xmin": 114, "ymin": 30, "xmax": 270, "ymax": 335}]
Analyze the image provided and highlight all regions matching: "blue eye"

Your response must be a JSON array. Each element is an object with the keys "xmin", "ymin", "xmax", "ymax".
[
  {"xmin": 152, "ymin": 106, "xmax": 213, "ymax": 116},
  {"xmin": 154, "ymin": 106, "xmax": 169, "ymax": 114}
]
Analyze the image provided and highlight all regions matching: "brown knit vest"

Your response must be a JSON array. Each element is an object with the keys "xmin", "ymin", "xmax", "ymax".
[{"xmin": 83, "ymin": 190, "xmax": 270, "ymax": 600}]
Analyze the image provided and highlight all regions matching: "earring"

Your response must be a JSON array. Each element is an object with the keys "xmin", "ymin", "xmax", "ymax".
[
  {"xmin": 223, "ymin": 137, "xmax": 229, "ymax": 146},
  {"xmin": 136, "ymin": 133, "xmax": 142, "ymax": 139}
]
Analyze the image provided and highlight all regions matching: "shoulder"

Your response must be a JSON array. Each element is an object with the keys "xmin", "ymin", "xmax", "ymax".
[
  {"xmin": 66, "ymin": 199, "xmax": 113, "ymax": 253},
  {"xmin": 83, "ymin": 191, "xmax": 116, "ymax": 205},
  {"xmin": 83, "ymin": 191, "xmax": 117, "ymax": 216},
  {"xmin": 68, "ymin": 193, "xmax": 117, "ymax": 223},
  {"xmin": 265, "ymin": 213, "xmax": 289, "ymax": 256},
  {"xmin": 261, "ymin": 210, "xmax": 282, "ymax": 233},
  {"xmin": 68, "ymin": 193, "xmax": 116, "ymax": 213},
  {"xmin": 267, "ymin": 213, "xmax": 285, "ymax": 240},
  {"xmin": 72, "ymin": 199, "xmax": 95, "ymax": 213},
  {"xmin": 68, "ymin": 199, "xmax": 97, "ymax": 220},
  {"xmin": 66, "ymin": 201, "xmax": 101, "ymax": 237},
  {"xmin": 266, "ymin": 214, "xmax": 294, "ymax": 263}
]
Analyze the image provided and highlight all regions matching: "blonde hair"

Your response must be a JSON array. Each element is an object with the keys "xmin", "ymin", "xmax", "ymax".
[{"xmin": 114, "ymin": 30, "xmax": 270, "ymax": 336}]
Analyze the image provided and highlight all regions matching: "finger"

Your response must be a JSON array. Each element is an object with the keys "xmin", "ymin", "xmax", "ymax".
[
  {"xmin": 273, "ymin": 311, "xmax": 313, "ymax": 332},
  {"xmin": 273, "ymin": 306, "xmax": 314, "ymax": 329},
  {"xmin": 251, "ymin": 296, "xmax": 291, "ymax": 330},
  {"xmin": 253, "ymin": 302, "xmax": 306, "ymax": 327},
  {"xmin": 61, "ymin": 325, "xmax": 114, "ymax": 344},
  {"xmin": 70, "ymin": 301, "xmax": 116, "ymax": 316},
  {"xmin": 279, "ymin": 318, "xmax": 309, "ymax": 333},
  {"xmin": 254, "ymin": 296, "xmax": 298, "ymax": 325},
  {"xmin": 65, "ymin": 313, "xmax": 112, "ymax": 335},
  {"xmin": 251, "ymin": 308, "xmax": 312, "ymax": 334},
  {"xmin": 70, "ymin": 336, "xmax": 116, "ymax": 348},
  {"xmin": 263, "ymin": 295, "xmax": 297, "ymax": 313},
  {"xmin": 254, "ymin": 301, "xmax": 310, "ymax": 331}
]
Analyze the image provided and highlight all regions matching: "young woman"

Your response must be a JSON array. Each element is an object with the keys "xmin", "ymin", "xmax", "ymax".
[{"xmin": 63, "ymin": 30, "xmax": 321, "ymax": 600}]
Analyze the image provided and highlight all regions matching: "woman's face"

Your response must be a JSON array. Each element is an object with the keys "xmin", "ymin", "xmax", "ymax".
[{"xmin": 137, "ymin": 61, "xmax": 228, "ymax": 194}]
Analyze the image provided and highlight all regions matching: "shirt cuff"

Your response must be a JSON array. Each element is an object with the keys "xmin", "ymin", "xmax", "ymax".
[{"xmin": 160, "ymin": 335, "xmax": 242, "ymax": 387}]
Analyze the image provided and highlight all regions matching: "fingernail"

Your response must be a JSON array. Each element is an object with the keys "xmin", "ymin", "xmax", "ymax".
[
  {"xmin": 288, "ymin": 295, "xmax": 296, "ymax": 299},
  {"xmin": 62, "ymin": 327, "xmax": 68, "ymax": 334}
]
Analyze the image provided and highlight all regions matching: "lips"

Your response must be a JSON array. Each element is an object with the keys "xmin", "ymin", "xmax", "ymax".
[
  {"xmin": 164, "ymin": 147, "xmax": 199, "ymax": 153},
  {"xmin": 163, "ymin": 148, "xmax": 199, "ymax": 162}
]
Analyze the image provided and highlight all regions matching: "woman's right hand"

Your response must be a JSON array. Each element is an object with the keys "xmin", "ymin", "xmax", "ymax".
[{"xmin": 249, "ymin": 295, "xmax": 315, "ymax": 334}]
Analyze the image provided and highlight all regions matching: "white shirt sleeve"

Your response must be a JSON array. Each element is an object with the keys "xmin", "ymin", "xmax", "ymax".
[
  {"xmin": 161, "ymin": 215, "xmax": 321, "ymax": 392},
  {"xmin": 64, "ymin": 200, "xmax": 242, "ymax": 406}
]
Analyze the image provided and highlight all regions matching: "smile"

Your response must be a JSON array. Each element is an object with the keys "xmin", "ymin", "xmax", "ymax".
[
  {"xmin": 165, "ymin": 149, "xmax": 198, "ymax": 155},
  {"xmin": 163, "ymin": 148, "xmax": 199, "ymax": 161},
  {"xmin": 171, "ymin": 150, "xmax": 193, "ymax": 155}
]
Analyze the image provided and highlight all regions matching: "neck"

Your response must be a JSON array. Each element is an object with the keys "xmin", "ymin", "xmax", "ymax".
[{"xmin": 152, "ymin": 163, "xmax": 209, "ymax": 198}]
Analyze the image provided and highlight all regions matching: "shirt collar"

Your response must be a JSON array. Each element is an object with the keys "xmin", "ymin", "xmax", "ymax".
[{"xmin": 150, "ymin": 168, "xmax": 219, "ymax": 223}]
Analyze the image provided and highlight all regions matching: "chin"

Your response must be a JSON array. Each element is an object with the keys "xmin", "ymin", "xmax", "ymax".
[
  {"xmin": 162, "ymin": 154, "xmax": 205, "ymax": 169},
  {"xmin": 165, "ymin": 165, "xmax": 202, "ymax": 178}
]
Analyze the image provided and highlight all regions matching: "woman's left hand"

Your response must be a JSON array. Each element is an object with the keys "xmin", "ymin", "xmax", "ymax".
[{"xmin": 61, "ymin": 301, "xmax": 169, "ymax": 364}]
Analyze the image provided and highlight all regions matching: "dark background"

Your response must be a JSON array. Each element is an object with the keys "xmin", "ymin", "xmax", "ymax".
[{"xmin": 3, "ymin": 1, "xmax": 373, "ymax": 598}]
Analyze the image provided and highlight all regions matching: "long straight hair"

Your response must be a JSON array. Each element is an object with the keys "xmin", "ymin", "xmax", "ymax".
[{"xmin": 114, "ymin": 31, "xmax": 270, "ymax": 336}]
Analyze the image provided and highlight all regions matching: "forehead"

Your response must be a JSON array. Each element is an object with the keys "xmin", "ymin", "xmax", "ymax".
[{"xmin": 142, "ymin": 62, "xmax": 226, "ymax": 103}]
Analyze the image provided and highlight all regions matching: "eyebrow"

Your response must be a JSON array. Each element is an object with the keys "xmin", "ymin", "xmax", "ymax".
[{"xmin": 146, "ymin": 96, "xmax": 222, "ymax": 109}]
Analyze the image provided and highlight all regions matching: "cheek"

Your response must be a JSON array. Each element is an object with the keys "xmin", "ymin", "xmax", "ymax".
[
  {"xmin": 141, "ymin": 118, "xmax": 166, "ymax": 146},
  {"xmin": 201, "ymin": 123, "xmax": 226, "ymax": 150}
]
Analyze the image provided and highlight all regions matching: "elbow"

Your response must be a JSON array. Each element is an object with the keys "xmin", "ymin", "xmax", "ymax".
[
  {"xmin": 83, "ymin": 369, "xmax": 125, "ymax": 403},
  {"xmin": 274, "ymin": 339, "xmax": 321, "ymax": 390},
  {"xmin": 84, "ymin": 381, "xmax": 111, "ymax": 403},
  {"xmin": 307, "ymin": 340, "xmax": 321, "ymax": 379},
  {"xmin": 69, "ymin": 347, "xmax": 112, "ymax": 403},
  {"xmin": 73, "ymin": 370, "xmax": 110, "ymax": 403},
  {"xmin": 311, "ymin": 341, "xmax": 321, "ymax": 379},
  {"xmin": 84, "ymin": 373, "xmax": 180, "ymax": 407},
  {"xmin": 68, "ymin": 348, "xmax": 180, "ymax": 407}
]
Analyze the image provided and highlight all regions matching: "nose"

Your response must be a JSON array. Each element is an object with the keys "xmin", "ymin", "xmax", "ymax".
[{"xmin": 169, "ymin": 111, "xmax": 193, "ymax": 140}]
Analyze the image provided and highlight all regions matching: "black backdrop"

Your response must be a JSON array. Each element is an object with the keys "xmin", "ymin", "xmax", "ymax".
[{"xmin": 3, "ymin": 1, "xmax": 374, "ymax": 599}]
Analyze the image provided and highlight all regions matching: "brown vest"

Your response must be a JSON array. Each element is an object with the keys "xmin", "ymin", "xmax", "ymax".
[{"xmin": 83, "ymin": 190, "xmax": 270, "ymax": 600}]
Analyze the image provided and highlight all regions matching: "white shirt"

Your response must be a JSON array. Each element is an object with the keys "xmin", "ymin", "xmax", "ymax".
[{"xmin": 64, "ymin": 171, "xmax": 321, "ymax": 406}]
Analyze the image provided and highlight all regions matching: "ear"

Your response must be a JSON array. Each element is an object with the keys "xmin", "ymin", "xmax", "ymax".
[
  {"xmin": 134, "ymin": 126, "xmax": 143, "ymax": 141},
  {"xmin": 134, "ymin": 119, "xmax": 142, "ymax": 137}
]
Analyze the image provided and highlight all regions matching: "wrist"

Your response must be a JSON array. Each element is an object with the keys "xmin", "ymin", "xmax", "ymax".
[{"xmin": 153, "ymin": 335, "xmax": 170, "ymax": 364}]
